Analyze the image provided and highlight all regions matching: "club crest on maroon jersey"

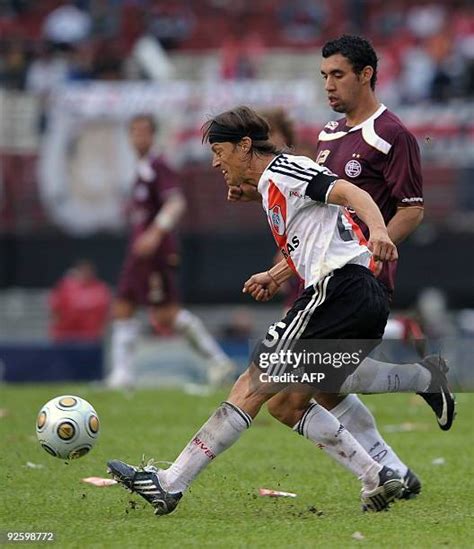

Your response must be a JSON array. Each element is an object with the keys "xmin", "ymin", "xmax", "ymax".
[{"xmin": 344, "ymin": 159, "xmax": 362, "ymax": 178}]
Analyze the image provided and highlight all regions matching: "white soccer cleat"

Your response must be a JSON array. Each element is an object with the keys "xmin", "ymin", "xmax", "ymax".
[{"xmin": 361, "ymin": 466, "xmax": 404, "ymax": 512}]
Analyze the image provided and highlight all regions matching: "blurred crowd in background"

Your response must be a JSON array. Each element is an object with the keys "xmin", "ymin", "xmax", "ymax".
[
  {"xmin": 0, "ymin": 0, "xmax": 473, "ymax": 104},
  {"xmin": 0, "ymin": 0, "xmax": 473, "ymax": 368}
]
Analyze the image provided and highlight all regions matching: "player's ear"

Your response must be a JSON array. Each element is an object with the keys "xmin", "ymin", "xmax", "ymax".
[
  {"xmin": 239, "ymin": 137, "xmax": 252, "ymax": 154},
  {"xmin": 362, "ymin": 66, "xmax": 373, "ymax": 86}
]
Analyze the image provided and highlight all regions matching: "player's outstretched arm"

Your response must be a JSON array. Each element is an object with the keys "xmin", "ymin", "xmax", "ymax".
[{"xmin": 327, "ymin": 180, "xmax": 398, "ymax": 263}]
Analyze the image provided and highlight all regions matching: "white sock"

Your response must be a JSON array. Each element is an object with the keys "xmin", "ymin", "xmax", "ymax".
[
  {"xmin": 383, "ymin": 318, "xmax": 405, "ymax": 339},
  {"xmin": 109, "ymin": 318, "xmax": 140, "ymax": 382},
  {"xmin": 159, "ymin": 401, "xmax": 251, "ymax": 493},
  {"xmin": 293, "ymin": 403, "xmax": 382, "ymax": 491},
  {"xmin": 340, "ymin": 357, "xmax": 431, "ymax": 394},
  {"xmin": 175, "ymin": 309, "xmax": 228, "ymax": 363},
  {"xmin": 329, "ymin": 394, "xmax": 408, "ymax": 476}
]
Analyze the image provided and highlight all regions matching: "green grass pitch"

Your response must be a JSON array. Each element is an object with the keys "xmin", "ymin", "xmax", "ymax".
[{"xmin": 1, "ymin": 384, "xmax": 473, "ymax": 548}]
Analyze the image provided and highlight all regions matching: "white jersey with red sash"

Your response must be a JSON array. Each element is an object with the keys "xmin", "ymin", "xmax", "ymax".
[{"xmin": 258, "ymin": 153, "xmax": 373, "ymax": 287}]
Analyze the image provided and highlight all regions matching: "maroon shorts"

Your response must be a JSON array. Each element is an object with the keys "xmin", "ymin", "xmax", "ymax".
[{"xmin": 116, "ymin": 252, "xmax": 180, "ymax": 307}]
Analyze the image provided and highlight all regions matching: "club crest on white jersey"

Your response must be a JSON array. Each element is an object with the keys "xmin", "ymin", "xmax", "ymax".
[{"xmin": 270, "ymin": 205, "xmax": 285, "ymax": 236}]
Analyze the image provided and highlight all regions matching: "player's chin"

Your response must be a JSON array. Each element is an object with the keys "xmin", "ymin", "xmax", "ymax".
[{"xmin": 331, "ymin": 103, "xmax": 346, "ymax": 113}]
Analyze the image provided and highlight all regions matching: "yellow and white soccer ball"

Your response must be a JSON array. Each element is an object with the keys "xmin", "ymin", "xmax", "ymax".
[{"xmin": 36, "ymin": 395, "xmax": 100, "ymax": 460}]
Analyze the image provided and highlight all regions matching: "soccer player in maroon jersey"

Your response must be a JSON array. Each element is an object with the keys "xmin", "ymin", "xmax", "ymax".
[
  {"xmin": 106, "ymin": 114, "xmax": 234, "ymax": 388},
  {"xmin": 265, "ymin": 35, "xmax": 427, "ymax": 498}
]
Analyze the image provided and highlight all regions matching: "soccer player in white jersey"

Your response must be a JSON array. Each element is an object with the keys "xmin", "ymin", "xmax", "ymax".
[{"xmin": 107, "ymin": 106, "xmax": 455, "ymax": 516}]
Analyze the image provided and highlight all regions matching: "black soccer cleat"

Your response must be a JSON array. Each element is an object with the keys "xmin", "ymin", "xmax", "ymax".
[
  {"xmin": 399, "ymin": 468, "xmax": 422, "ymax": 500},
  {"xmin": 361, "ymin": 466, "xmax": 404, "ymax": 512},
  {"xmin": 107, "ymin": 459, "xmax": 182, "ymax": 516},
  {"xmin": 417, "ymin": 354, "xmax": 456, "ymax": 431}
]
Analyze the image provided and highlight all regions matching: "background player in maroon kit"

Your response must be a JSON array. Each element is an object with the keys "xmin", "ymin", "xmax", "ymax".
[
  {"xmin": 264, "ymin": 36, "xmax": 427, "ymax": 497},
  {"xmin": 107, "ymin": 114, "xmax": 234, "ymax": 388}
]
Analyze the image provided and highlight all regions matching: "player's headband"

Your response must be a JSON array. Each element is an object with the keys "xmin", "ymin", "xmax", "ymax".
[{"xmin": 207, "ymin": 121, "xmax": 268, "ymax": 144}]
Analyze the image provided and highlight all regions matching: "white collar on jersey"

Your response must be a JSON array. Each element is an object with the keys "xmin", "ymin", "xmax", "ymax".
[
  {"xmin": 257, "ymin": 153, "xmax": 283, "ymax": 193},
  {"xmin": 137, "ymin": 155, "xmax": 155, "ymax": 181},
  {"xmin": 318, "ymin": 104, "xmax": 392, "ymax": 154}
]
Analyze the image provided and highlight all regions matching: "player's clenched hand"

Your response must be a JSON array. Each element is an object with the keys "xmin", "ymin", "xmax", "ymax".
[
  {"xmin": 242, "ymin": 271, "xmax": 280, "ymax": 302},
  {"xmin": 227, "ymin": 183, "xmax": 260, "ymax": 202},
  {"xmin": 368, "ymin": 230, "xmax": 398, "ymax": 262},
  {"xmin": 227, "ymin": 186, "xmax": 244, "ymax": 201},
  {"xmin": 133, "ymin": 227, "xmax": 163, "ymax": 257}
]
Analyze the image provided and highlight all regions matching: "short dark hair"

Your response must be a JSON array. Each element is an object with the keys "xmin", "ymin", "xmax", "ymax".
[
  {"xmin": 322, "ymin": 35, "xmax": 378, "ymax": 90},
  {"xmin": 202, "ymin": 106, "xmax": 281, "ymax": 155},
  {"xmin": 129, "ymin": 113, "xmax": 157, "ymax": 133}
]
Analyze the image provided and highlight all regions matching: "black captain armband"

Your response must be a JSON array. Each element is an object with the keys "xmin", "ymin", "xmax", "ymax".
[{"xmin": 305, "ymin": 172, "xmax": 339, "ymax": 203}]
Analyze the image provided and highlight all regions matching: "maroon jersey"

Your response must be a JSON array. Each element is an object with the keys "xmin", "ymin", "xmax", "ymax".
[
  {"xmin": 127, "ymin": 154, "xmax": 180, "ymax": 257},
  {"xmin": 117, "ymin": 154, "xmax": 181, "ymax": 306},
  {"xmin": 315, "ymin": 105, "xmax": 423, "ymax": 293}
]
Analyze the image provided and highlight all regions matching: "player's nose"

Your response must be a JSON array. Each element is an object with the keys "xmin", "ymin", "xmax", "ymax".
[{"xmin": 324, "ymin": 76, "xmax": 335, "ymax": 91}]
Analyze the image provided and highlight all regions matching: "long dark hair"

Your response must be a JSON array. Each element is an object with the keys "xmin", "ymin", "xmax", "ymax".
[{"xmin": 202, "ymin": 106, "xmax": 282, "ymax": 155}]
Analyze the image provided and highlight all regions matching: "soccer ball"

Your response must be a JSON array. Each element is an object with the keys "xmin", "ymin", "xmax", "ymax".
[{"xmin": 36, "ymin": 395, "xmax": 100, "ymax": 460}]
